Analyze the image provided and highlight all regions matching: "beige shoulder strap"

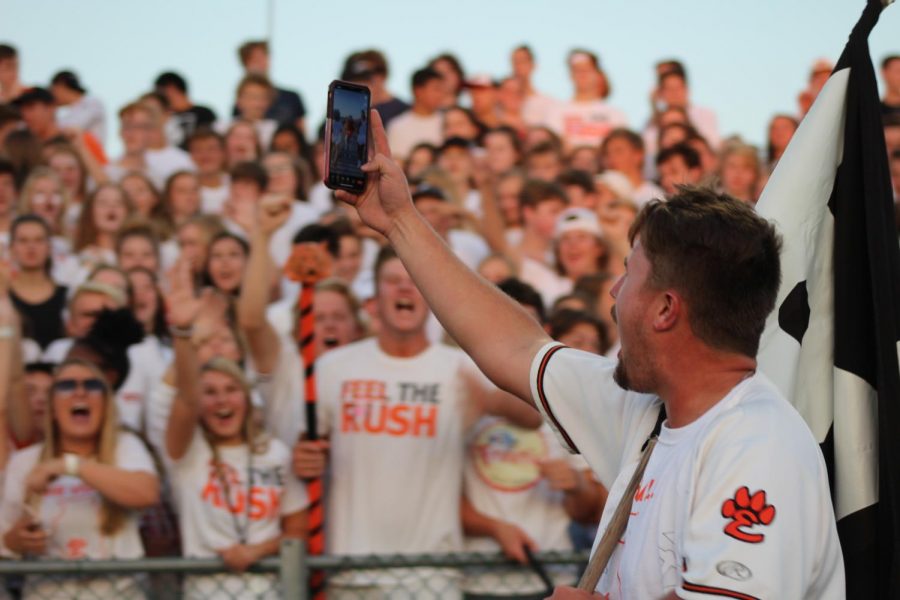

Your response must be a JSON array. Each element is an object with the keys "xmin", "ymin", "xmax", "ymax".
[{"xmin": 577, "ymin": 437, "xmax": 659, "ymax": 592}]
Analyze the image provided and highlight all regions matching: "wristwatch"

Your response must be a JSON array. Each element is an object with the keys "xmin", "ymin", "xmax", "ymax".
[{"xmin": 63, "ymin": 453, "xmax": 81, "ymax": 477}]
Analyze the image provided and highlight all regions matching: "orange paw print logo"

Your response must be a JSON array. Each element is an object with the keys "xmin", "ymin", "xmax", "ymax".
[{"xmin": 721, "ymin": 486, "xmax": 776, "ymax": 544}]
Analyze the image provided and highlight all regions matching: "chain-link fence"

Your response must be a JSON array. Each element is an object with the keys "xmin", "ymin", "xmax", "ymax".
[{"xmin": 0, "ymin": 541, "xmax": 589, "ymax": 599}]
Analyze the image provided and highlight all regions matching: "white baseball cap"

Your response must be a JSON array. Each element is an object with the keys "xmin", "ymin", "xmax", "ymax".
[{"xmin": 555, "ymin": 207, "xmax": 603, "ymax": 239}]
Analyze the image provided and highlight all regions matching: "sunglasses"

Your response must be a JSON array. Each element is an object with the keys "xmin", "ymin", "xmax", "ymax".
[{"xmin": 53, "ymin": 378, "xmax": 107, "ymax": 395}]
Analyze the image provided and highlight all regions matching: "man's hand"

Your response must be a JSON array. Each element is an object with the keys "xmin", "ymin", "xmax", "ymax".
[
  {"xmin": 546, "ymin": 586, "xmax": 604, "ymax": 598},
  {"xmin": 217, "ymin": 543, "xmax": 260, "ymax": 573},
  {"xmin": 334, "ymin": 110, "xmax": 415, "ymax": 239},
  {"xmin": 164, "ymin": 259, "xmax": 208, "ymax": 329},
  {"xmin": 491, "ymin": 520, "xmax": 537, "ymax": 564},
  {"xmin": 292, "ymin": 439, "xmax": 329, "ymax": 479},
  {"xmin": 539, "ymin": 458, "xmax": 584, "ymax": 493}
]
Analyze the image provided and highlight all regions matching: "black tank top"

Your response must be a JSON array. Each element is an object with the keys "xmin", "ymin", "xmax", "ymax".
[{"xmin": 10, "ymin": 285, "xmax": 68, "ymax": 350}]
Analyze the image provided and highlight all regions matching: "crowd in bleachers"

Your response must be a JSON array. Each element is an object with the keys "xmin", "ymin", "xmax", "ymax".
[{"xmin": 0, "ymin": 38, "xmax": 898, "ymax": 599}]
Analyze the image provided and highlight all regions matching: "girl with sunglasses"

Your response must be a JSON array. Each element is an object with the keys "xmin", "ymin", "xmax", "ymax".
[
  {"xmin": 0, "ymin": 359, "xmax": 160, "ymax": 599},
  {"xmin": 163, "ymin": 260, "xmax": 308, "ymax": 599}
]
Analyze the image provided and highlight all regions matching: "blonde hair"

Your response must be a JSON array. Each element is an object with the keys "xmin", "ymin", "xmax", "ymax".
[
  {"xmin": 18, "ymin": 166, "xmax": 71, "ymax": 236},
  {"xmin": 200, "ymin": 357, "xmax": 268, "ymax": 454},
  {"xmin": 34, "ymin": 359, "xmax": 128, "ymax": 536}
]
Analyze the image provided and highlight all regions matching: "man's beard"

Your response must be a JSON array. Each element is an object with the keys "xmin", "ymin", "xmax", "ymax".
[{"xmin": 613, "ymin": 356, "xmax": 633, "ymax": 390}]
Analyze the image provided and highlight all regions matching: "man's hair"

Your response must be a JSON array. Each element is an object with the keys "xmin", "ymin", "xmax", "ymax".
[
  {"xmin": 656, "ymin": 59, "xmax": 687, "ymax": 82},
  {"xmin": 118, "ymin": 101, "xmax": 153, "ymax": 122},
  {"xmin": 115, "ymin": 221, "xmax": 160, "ymax": 257},
  {"xmin": 154, "ymin": 71, "xmax": 188, "ymax": 94},
  {"xmin": 525, "ymin": 140, "xmax": 563, "ymax": 163},
  {"xmin": 229, "ymin": 161, "xmax": 268, "ymax": 190},
  {"xmin": 497, "ymin": 277, "xmax": 545, "ymax": 323},
  {"xmin": 602, "ymin": 128, "xmax": 644, "ymax": 154},
  {"xmin": 658, "ymin": 68, "xmax": 688, "ymax": 88},
  {"xmin": 485, "ymin": 126, "xmax": 523, "ymax": 156},
  {"xmin": 514, "ymin": 45, "xmax": 534, "ymax": 61},
  {"xmin": 656, "ymin": 142, "xmax": 701, "ymax": 169},
  {"xmin": 0, "ymin": 103, "xmax": 19, "ymax": 128},
  {"xmin": 519, "ymin": 179, "xmax": 568, "ymax": 210},
  {"xmin": 238, "ymin": 40, "xmax": 268, "ymax": 65},
  {"xmin": 0, "ymin": 44, "xmax": 17, "ymax": 62},
  {"xmin": 556, "ymin": 169, "xmax": 595, "ymax": 195},
  {"xmin": 629, "ymin": 187, "xmax": 782, "ymax": 357},
  {"xmin": 358, "ymin": 49, "xmax": 389, "ymax": 76},
  {"xmin": 293, "ymin": 223, "xmax": 340, "ymax": 257},
  {"xmin": 881, "ymin": 54, "xmax": 900, "ymax": 70},
  {"xmin": 373, "ymin": 244, "xmax": 399, "ymax": 284},
  {"xmin": 411, "ymin": 67, "xmax": 442, "ymax": 90},
  {"xmin": 237, "ymin": 73, "xmax": 274, "ymax": 96},
  {"xmin": 186, "ymin": 126, "xmax": 225, "ymax": 150}
]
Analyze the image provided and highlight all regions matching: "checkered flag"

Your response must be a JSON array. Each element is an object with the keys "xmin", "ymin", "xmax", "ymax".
[{"xmin": 755, "ymin": 1, "xmax": 900, "ymax": 597}]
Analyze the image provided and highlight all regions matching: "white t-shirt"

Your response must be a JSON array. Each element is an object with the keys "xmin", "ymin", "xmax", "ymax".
[
  {"xmin": 57, "ymin": 95, "xmax": 107, "ymax": 145},
  {"xmin": 633, "ymin": 180, "xmax": 666, "ymax": 207},
  {"xmin": 529, "ymin": 343, "xmax": 844, "ymax": 600},
  {"xmin": 519, "ymin": 257, "xmax": 572, "ymax": 309},
  {"xmin": 200, "ymin": 181, "xmax": 230, "ymax": 216},
  {"xmin": 522, "ymin": 92, "xmax": 559, "ymax": 128},
  {"xmin": 386, "ymin": 110, "xmax": 443, "ymax": 160},
  {"xmin": 144, "ymin": 146, "xmax": 196, "ymax": 191},
  {"xmin": 170, "ymin": 429, "xmax": 308, "ymax": 600},
  {"xmin": 462, "ymin": 419, "xmax": 579, "ymax": 594},
  {"xmin": 546, "ymin": 100, "xmax": 628, "ymax": 149},
  {"xmin": 0, "ymin": 433, "xmax": 154, "ymax": 599},
  {"xmin": 0, "ymin": 432, "xmax": 155, "ymax": 560},
  {"xmin": 317, "ymin": 338, "xmax": 483, "ymax": 596}
]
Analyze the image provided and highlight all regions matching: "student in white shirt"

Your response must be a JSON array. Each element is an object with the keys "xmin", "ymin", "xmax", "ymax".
[
  {"xmin": 164, "ymin": 260, "xmax": 308, "ymax": 600},
  {"xmin": 186, "ymin": 129, "xmax": 230, "ymax": 215},
  {"xmin": 0, "ymin": 359, "xmax": 159, "ymax": 599},
  {"xmin": 387, "ymin": 67, "xmax": 445, "ymax": 160},
  {"xmin": 331, "ymin": 115, "xmax": 845, "ymax": 599}
]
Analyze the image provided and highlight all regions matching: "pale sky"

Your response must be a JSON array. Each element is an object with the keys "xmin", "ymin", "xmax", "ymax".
[{"xmin": 1, "ymin": 0, "xmax": 898, "ymax": 154}]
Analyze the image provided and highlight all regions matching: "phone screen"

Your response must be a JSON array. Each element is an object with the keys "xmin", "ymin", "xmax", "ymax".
[{"xmin": 325, "ymin": 81, "xmax": 371, "ymax": 193}]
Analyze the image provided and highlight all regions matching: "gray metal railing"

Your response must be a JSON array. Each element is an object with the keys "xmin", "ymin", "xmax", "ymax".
[{"xmin": 0, "ymin": 541, "xmax": 590, "ymax": 599}]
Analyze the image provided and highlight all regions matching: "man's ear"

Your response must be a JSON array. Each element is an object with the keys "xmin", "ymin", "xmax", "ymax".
[{"xmin": 653, "ymin": 290, "xmax": 682, "ymax": 332}]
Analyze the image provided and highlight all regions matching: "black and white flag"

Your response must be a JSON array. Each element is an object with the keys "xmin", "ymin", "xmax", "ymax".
[{"xmin": 755, "ymin": 0, "xmax": 900, "ymax": 597}]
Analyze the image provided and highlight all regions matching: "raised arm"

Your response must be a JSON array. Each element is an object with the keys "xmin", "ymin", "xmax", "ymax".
[
  {"xmin": 236, "ymin": 195, "xmax": 292, "ymax": 375},
  {"xmin": 337, "ymin": 111, "xmax": 551, "ymax": 404},
  {"xmin": 0, "ymin": 289, "xmax": 14, "ymax": 471},
  {"xmin": 164, "ymin": 259, "xmax": 205, "ymax": 460}
]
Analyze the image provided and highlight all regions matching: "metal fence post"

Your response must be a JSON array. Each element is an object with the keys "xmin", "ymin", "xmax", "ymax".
[{"xmin": 280, "ymin": 537, "xmax": 307, "ymax": 600}]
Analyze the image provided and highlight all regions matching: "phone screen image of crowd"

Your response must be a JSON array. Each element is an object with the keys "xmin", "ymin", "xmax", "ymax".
[{"xmin": 329, "ymin": 87, "xmax": 369, "ymax": 180}]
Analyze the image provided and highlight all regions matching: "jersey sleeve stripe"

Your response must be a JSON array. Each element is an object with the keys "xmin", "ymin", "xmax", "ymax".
[
  {"xmin": 535, "ymin": 344, "xmax": 581, "ymax": 454},
  {"xmin": 681, "ymin": 581, "xmax": 761, "ymax": 600}
]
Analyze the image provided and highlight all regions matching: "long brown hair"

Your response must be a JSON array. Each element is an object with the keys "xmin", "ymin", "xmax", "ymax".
[
  {"xmin": 74, "ymin": 182, "xmax": 136, "ymax": 252},
  {"xmin": 35, "ymin": 359, "xmax": 128, "ymax": 536}
]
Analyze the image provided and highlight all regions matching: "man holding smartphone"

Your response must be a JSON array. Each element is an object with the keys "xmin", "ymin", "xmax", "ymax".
[{"xmin": 332, "ymin": 111, "xmax": 844, "ymax": 599}]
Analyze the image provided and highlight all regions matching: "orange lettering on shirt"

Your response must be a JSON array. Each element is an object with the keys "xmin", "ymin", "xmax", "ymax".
[
  {"xmin": 341, "ymin": 401, "xmax": 360, "ymax": 432},
  {"xmin": 411, "ymin": 405, "xmax": 438, "ymax": 438},
  {"xmin": 201, "ymin": 479, "xmax": 224, "ymax": 508},
  {"xmin": 363, "ymin": 403, "xmax": 387, "ymax": 433},
  {"xmin": 66, "ymin": 538, "xmax": 87, "ymax": 559},
  {"xmin": 386, "ymin": 404, "xmax": 410, "ymax": 436}
]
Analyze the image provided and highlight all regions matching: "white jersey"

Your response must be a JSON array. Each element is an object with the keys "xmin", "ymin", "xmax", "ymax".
[
  {"xmin": 462, "ymin": 419, "xmax": 579, "ymax": 594},
  {"xmin": 529, "ymin": 342, "xmax": 844, "ymax": 600},
  {"xmin": 170, "ymin": 428, "xmax": 308, "ymax": 600}
]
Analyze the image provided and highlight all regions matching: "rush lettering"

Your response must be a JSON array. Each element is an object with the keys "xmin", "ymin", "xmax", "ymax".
[{"xmin": 341, "ymin": 401, "xmax": 438, "ymax": 437}]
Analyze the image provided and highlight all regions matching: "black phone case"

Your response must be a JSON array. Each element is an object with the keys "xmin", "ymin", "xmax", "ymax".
[{"xmin": 324, "ymin": 80, "xmax": 371, "ymax": 194}]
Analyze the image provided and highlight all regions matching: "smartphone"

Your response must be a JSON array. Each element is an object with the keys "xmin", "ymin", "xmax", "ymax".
[{"xmin": 324, "ymin": 80, "xmax": 371, "ymax": 194}]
